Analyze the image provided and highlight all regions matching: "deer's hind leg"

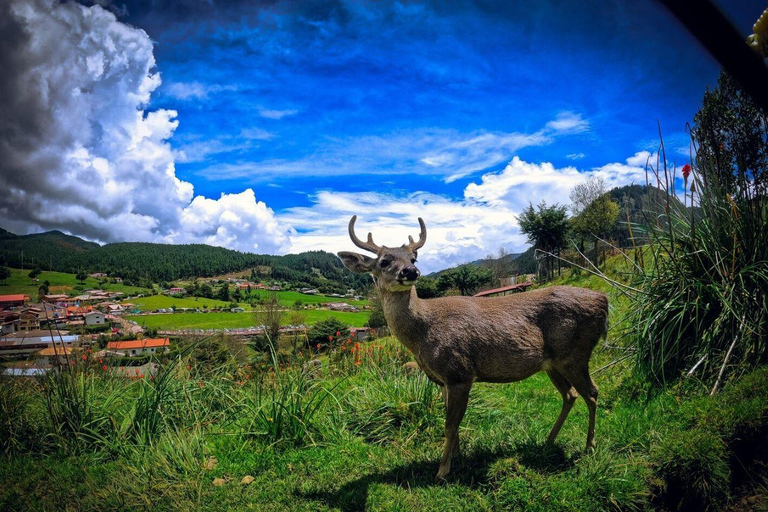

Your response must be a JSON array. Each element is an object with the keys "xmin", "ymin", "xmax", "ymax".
[
  {"xmin": 545, "ymin": 369, "xmax": 578, "ymax": 445},
  {"xmin": 558, "ymin": 365, "xmax": 598, "ymax": 451}
]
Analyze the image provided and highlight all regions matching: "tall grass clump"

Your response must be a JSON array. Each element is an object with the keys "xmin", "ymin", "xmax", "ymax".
[{"xmin": 630, "ymin": 71, "xmax": 768, "ymax": 389}]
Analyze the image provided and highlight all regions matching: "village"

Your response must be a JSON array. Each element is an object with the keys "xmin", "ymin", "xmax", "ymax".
[{"xmin": 0, "ymin": 272, "xmax": 372, "ymax": 378}]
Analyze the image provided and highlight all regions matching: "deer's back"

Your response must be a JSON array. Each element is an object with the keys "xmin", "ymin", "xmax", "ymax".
[{"xmin": 416, "ymin": 286, "xmax": 608, "ymax": 383}]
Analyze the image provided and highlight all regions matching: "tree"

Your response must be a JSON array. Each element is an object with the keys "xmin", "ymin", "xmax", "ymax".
[
  {"xmin": 217, "ymin": 283, "xmax": 230, "ymax": 302},
  {"xmin": 517, "ymin": 202, "xmax": 570, "ymax": 281},
  {"xmin": 231, "ymin": 287, "xmax": 242, "ymax": 302},
  {"xmin": 0, "ymin": 266, "xmax": 10, "ymax": 284},
  {"xmin": 307, "ymin": 317, "xmax": 350, "ymax": 350},
  {"xmin": 365, "ymin": 290, "xmax": 387, "ymax": 328},
  {"xmin": 76, "ymin": 270, "xmax": 87, "ymax": 283},
  {"xmin": 571, "ymin": 193, "xmax": 620, "ymax": 266},
  {"xmin": 198, "ymin": 283, "xmax": 213, "ymax": 299},
  {"xmin": 692, "ymin": 70, "xmax": 768, "ymax": 195},
  {"xmin": 415, "ymin": 276, "xmax": 442, "ymax": 299},
  {"xmin": 253, "ymin": 291, "xmax": 284, "ymax": 351},
  {"xmin": 28, "ymin": 267, "xmax": 42, "ymax": 279},
  {"xmin": 481, "ymin": 246, "xmax": 516, "ymax": 286},
  {"xmin": 437, "ymin": 264, "xmax": 493, "ymax": 296}
]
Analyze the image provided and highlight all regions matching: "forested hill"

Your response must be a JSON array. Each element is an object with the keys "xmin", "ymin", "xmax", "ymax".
[{"xmin": 0, "ymin": 229, "xmax": 370, "ymax": 293}]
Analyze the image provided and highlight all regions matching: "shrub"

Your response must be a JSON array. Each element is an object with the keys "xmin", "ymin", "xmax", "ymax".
[{"xmin": 307, "ymin": 317, "xmax": 350, "ymax": 349}]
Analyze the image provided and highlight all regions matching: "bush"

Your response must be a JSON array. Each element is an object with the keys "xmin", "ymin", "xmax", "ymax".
[
  {"xmin": 628, "ymin": 75, "xmax": 768, "ymax": 387},
  {"xmin": 307, "ymin": 317, "xmax": 350, "ymax": 349}
]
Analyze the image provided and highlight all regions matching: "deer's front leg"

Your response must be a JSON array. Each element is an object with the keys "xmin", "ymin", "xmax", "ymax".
[{"xmin": 437, "ymin": 382, "xmax": 472, "ymax": 480}]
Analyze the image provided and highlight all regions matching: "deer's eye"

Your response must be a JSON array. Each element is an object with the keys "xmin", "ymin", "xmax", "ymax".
[
  {"xmin": 380, "ymin": 259, "xmax": 390, "ymax": 268},
  {"xmin": 411, "ymin": 258, "xmax": 417, "ymax": 264}
]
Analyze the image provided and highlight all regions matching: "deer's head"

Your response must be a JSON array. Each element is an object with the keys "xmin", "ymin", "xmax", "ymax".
[{"xmin": 338, "ymin": 216, "xmax": 426, "ymax": 292}]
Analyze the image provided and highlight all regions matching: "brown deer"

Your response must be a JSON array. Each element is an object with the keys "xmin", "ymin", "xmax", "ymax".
[{"xmin": 338, "ymin": 216, "xmax": 608, "ymax": 479}]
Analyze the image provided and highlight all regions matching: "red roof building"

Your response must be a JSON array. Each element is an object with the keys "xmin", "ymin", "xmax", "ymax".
[
  {"xmin": 0, "ymin": 295, "xmax": 29, "ymax": 309},
  {"xmin": 106, "ymin": 338, "xmax": 170, "ymax": 356},
  {"xmin": 472, "ymin": 282, "xmax": 533, "ymax": 298}
]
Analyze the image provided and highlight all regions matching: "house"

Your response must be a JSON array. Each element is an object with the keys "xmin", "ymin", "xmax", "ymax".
[
  {"xmin": 0, "ymin": 311, "xmax": 19, "ymax": 334},
  {"xmin": 106, "ymin": 338, "xmax": 170, "ymax": 357},
  {"xmin": 89, "ymin": 272, "xmax": 108, "ymax": 278},
  {"xmin": 327, "ymin": 302, "xmax": 357, "ymax": 312},
  {"xmin": 472, "ymin": 282, "xmax": 533, "ymax": 298},
  {"xmin": 35, "ymin": 346, "xmax": 77, "ymax": 366},
  {"xmin": 84, "ymin": 311, "xmax": 106, "ymax": 326},
  {"xmin": 0, "ymin": 294, "xmax": 29, "ymax": 309},
  {"xmin": 169, "ymin": 287, "xmax": 185, "ymax": 295},
  {"xmin": 42, "ymin": 294, "xmax": 69, "ymax": 304},
  {"xmin": 106, "ymin": 304, "xmax": 125, "ymax": 314},
  {"xmin": 66, "ymin": 305, "xmax": 94, "ymax": 320},
  {"xmin": 18, "ymin": 309, "xmax": 41, "ymax": 331}
]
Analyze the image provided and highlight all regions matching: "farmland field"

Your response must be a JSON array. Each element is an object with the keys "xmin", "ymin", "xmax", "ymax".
[
  {"xmin": 126, "ymin": 309, "xmax": 370, "ymax": 330},
  {"xmin": 0, "ymin": 267, "xmax": 151, "ymax": 298},
  {"xmin": 125, "ymin": 291, "xmax": 368, "ymax": 312}
]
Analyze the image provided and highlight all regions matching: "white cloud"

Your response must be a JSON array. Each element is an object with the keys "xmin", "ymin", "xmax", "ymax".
[
  {"xmin": 546, "ymin": 111, "xmax": 590, "ymax": 134},
  {"xmin": 165, "ymin": 81, "xmax": 238, "ymax": 100},
  {"xmin": 567, "ymin": 152, "xmax": 586, "ymax": 160},
  {"xmin": 0, "ymin": 0, "xmax": 290, "ymax": 253},
  {"xmin": 281, "ymin": 152, "xmax": 654, "ymax": 273},
  {"xmin": 259, "ymin": 108, "xmax": 299, "ymax": 119}
]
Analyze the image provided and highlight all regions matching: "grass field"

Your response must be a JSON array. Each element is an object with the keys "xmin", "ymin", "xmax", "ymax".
[
  {"xmin": 126, "ymin": 309, "xmax": 370, "ymax": 330},
  {"xmin": 126, "ymin": 292, "xmax": 368, "ymax": 312},
  {"xmin": 2, "ymin": 333, "xmax": 766, "ymax": 512},
  {"xmin": 0, "ymin": 267, "xmax": 151, "ymax": 298}
]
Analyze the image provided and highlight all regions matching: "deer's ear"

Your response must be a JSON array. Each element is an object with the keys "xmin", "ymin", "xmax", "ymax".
[{"xmin": 337, "ymin": 251, "xmax": 376, "ymax": 274}]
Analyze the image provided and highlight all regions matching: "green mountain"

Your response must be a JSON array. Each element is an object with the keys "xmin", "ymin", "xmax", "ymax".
[{"xmin": 0, "ymin": 229, "xmax": 370, "ymax": 294}]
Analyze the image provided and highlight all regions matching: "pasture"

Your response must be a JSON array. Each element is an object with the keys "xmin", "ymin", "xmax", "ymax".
[
  {"xmin": 126, "ymin": 309, "xmax": 371, "ymax": 330},
  {"xmin": 0, "ymin": 267, "xmax": 151, "ymax": 297}
]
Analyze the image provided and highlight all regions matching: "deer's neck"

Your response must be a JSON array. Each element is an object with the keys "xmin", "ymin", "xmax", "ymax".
[{"xmin": 379, "ymin": 286, "xmax": 428, "ymax": 356}]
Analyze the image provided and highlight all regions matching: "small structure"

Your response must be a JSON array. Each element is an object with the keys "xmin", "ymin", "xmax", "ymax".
[
  {"xmin": 84, "ymin": 310, "xmax": 106, "ymax": 326},
  {"xmin": 35, "ymin": 346, "xmax": 77, "ymax": 366},
  {"xmin": 169, "ymin": 287, "xmax": 185, "ymax": 295},
  {"xmin": 0, "ymin": 294, "xmax": 29, "ymax": 309},
  {"xmin": 0, "ymin": 311, "xmax": 19, "ymax": 334},
  {"xmin": 42, "ymin": 294, "xmax": 69, "ymax": 304},
  {"xmin": 472, "ymin": 282, "xmax": 533, "ymax": 298},
  {"xmin": 18, "ymin": 309, "xmax": 41, "ymax": 331},
  {"xmin": 106, "ymin": 338, "xmax": 170, "ymax": 357},
  {"xmin": 350, "ymin": 327, "xmax": 371, "ymax": 341}
]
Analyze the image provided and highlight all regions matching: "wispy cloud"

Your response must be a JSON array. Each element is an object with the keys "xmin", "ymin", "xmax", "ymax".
[
  {"xmin": 194, "ymin": 112, "xmax": 590, "ymax": 184},
  {"xmin": 567, "ymin": 152, "xmax": 586, "ymax": 160},
  {"xmin": 258, "ymin": 108, "xmax": 299, "ymax": 119},
  {"xmin": 165, "ymin": 81, "xmax": 237, "ymax": 101}
]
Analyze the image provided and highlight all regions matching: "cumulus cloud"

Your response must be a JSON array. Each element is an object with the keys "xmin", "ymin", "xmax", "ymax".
[
  {"xmin": 282, "ymin": 152, "xmax": 654, "ymax": 272},
  {"xmin": 545, "ymin": 111, "xmax": 590, "ymax": 134},
  {"xmin": 0, "ymin": 0, "xmax": 289, "ymax": 253}
]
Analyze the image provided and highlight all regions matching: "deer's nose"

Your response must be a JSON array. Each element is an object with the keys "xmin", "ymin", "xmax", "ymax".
[{"xmin": 399, "ymin": 266, "xmax": 420, "ymax": 281}]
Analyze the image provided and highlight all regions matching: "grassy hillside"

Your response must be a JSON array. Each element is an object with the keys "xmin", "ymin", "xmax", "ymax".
[
  {"xmin": 126, "ymin": 309, "xmax": 370, "ymax": 330},
  {"xmin": 0, "ymin": 229, "xmax": 370, "ymax": 294},
  {"xmin": 0, "ymin": 267, "xmax": 150, "ymax": 297},
  {"xmin": 2, "ymin": 333, "xmax": 767, "ymax": 511}
]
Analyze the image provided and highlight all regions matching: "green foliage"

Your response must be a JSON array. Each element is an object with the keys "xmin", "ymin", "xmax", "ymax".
[
  {"xmin": 571, "ymin": 194, "xmax": 620, "ymax": 264},
  {"xmin": 437, "ymin": 264, "xmax": 493, "ymax": 296},
  {"xmin": 0, "ymin": 266, "xmax": 10, "ymax": 283},
  {"xmin": 518, "ymin": 201, "xmax": 570, "ymax": 281},
  {"xmin": 217, "ymin": 283, "xmax": 230, "ymax": 302},
  {"xmin": 415, "ymin": 275, "xmax": 442, "ymax": 298},
  {"xmin": 365, "ymin": 292, "xmax": 387, "ymax": 328},
  {"xmin": 344, "ymin": 367, "xmax": 440, "ymax": 444},
  {"xmin": 75, "ymin": 271, "xmax": 87, "ymax": 283},
  {"xmin": 307, "ymin": 317, "xmax": 350, "ymax": 348},
  {"xmin": 630, "ymin": 75, "xmax": 768, "ymax": 387},
  {"xmin": 27, "ymin": 267, "xmax": 42, "ymax": 279}
]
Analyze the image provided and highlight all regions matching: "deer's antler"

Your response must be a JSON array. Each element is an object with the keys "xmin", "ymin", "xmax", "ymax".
[
  {"xmin": 407, "ymin": 217, "xmax": 427, "ymax": 251},
  {"xmin": 348, "ymin": 215, "xmax": 380, "ymax": 254}
]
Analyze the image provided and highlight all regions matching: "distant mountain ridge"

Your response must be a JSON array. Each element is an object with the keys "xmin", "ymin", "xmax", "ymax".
[{"xmin": 0, "ymin": 229, "xmax": 370, "ymax": 294}]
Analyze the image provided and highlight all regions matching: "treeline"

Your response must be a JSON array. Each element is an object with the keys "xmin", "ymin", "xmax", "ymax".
[{"xmin": 0, "ymin": 230, "xmax": 369, "ymax": 294}]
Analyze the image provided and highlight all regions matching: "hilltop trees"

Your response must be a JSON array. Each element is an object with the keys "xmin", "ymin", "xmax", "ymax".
[
  {"xmin": 437, "ymin": 264, "xmax": 493, "ymax": 296},
  {"xmin": 0, "ymin": 266, "xmax": 10, "ymax": 284},
  {"xmin": 518, "ymin": 202, "xmax": 570, "ymax": 281}
]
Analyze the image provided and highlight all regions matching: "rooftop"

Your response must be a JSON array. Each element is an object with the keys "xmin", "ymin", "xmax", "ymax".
[{"xmin": 107, "ymin": 338, "xmax": 170, "ymax": 350}]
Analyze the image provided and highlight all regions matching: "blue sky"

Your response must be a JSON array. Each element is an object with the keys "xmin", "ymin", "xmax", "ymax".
[{"xmin": 2, "ymin": 0, "xmax": 765, "ymax": 271}]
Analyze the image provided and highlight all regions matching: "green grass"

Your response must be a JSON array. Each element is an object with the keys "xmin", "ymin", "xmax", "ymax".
[
  {"xmin": 126, "ymin": 292, "xmax": 368, "ymax": 312},
  {"xmin": 0, "ymin": 267, "xmax": 150, "ymax": 298},
  {"xmin": 126, "ymin": 294, "xmax": 239, "ymax": 311},
  {"xmin": 2, "ymin": 334, "xmax": 768, "ymax": 512},
  {"xmin": 126, "ymin": 310, "xmax": 370, "ymax": 330}
]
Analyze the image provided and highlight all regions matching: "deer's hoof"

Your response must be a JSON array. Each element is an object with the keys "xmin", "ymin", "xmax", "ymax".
[{"xmin": 436, "ymin": 466, "xmax": 450, "ymax": 481}]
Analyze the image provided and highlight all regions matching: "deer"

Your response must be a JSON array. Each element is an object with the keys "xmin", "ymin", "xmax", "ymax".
[{"xmin": 337, "ymin": 216, "xmax": 608, "ymax": 479}]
